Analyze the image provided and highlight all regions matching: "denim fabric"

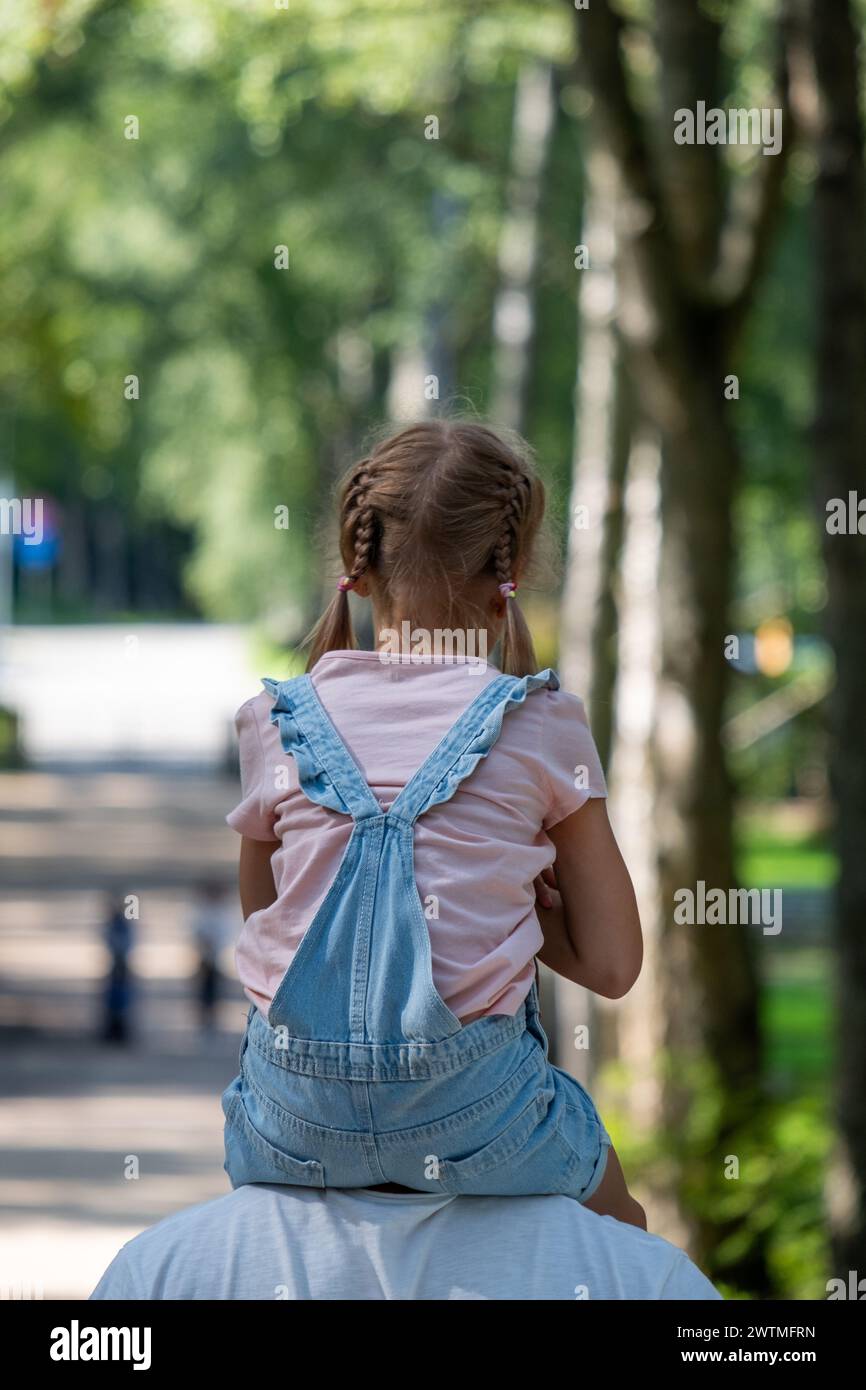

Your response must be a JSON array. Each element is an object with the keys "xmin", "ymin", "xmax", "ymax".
[{"xmin": 222, "ymin": 667, "xmax": 611, "ymax": 1202}]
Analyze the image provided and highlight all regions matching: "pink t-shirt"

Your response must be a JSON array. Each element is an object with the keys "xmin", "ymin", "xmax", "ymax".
[{"xmin": 226, "ymin": 651, "xmax": 607, "ymax": 1023}]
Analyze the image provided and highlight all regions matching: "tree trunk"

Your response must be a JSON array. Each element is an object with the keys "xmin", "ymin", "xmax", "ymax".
[
  {"xmin": 565, "ymin": 0, "xmax": 794, "ymax": 1285},
  {"xmin": 558, "ymin": 144, "xmax": 631, "ymax": 768},
  {"xmin": 551, "ymin": 144, "xmax": 632, "ymax": 1078},
  {"xmin": 489, "ymin": 63, "xmax": 556, "ymax": 434},
  {"xmin": 808, "ymin": 0, "xmax": 866, "ymax": 1277}
]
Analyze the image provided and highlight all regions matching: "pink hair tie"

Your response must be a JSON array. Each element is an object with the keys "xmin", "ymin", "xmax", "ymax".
[
  {"xmin": 337, "ymin": 575, "xmax": 356, "ymax": 592},
  {"xmin": 498, "ymin": 580, "xmax": 517, "ymax": 599}
]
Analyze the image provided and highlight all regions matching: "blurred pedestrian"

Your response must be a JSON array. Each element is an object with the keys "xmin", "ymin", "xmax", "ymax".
[
  {"xmin": 189, "ymin": 878, "xmax": 233, "ymax": 1029},
  {"xmin": 101, "ymin": 892, "xmax": 135, "ymax": 1044}
]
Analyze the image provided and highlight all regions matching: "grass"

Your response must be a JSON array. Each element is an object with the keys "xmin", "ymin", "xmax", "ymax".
[
  {"xmin": 736, "ymin": 802, "xmax": 836, "ymax": 1092},
  {"xmin": 736, "ymin": 819, "xmax": 837, "ymax": 889},
  {"xmin": 761, "ymin": 950, "xmax": 834, "ymax": 1085}
]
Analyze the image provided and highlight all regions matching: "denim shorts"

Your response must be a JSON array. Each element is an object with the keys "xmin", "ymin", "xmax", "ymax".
[{"xmin": 223, "ymin": 1000, "xmax": 612, "ymax": 1202}]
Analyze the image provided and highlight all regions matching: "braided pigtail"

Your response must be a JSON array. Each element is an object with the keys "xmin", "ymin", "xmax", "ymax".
[
  {"xmin": 493, "ymin": 469, "xmax": 539, "ymax": 677},
  {"xmin": 304, "ymin": 462, "xmax": 379, "ymax": 670}
]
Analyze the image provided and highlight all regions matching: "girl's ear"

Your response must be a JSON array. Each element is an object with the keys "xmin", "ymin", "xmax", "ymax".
[{"xmin": 353, "ymin": 575, "xmax": 372, "ymax": 598}]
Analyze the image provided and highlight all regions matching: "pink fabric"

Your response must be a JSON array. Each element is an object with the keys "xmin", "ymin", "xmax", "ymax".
[{"xmin": 226, "ymin": 651, "xmax": 607, "ymax": 1023}]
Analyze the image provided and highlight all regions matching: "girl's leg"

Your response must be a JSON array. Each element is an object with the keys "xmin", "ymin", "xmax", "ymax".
[{"xmin": 581, "ymin": 1144, "xmax": 647, "ymax": 1230}]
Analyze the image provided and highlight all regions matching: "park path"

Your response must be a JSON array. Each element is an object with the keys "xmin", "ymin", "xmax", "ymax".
[{"xmin": 0, "ymin": 766, "xmax": 250, "ymax": 1300}]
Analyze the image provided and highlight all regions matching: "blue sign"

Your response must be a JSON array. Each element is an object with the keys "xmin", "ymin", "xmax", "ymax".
[{"xmin": 13, "ymin": 498, "xmax": 60, "ymax": 570}]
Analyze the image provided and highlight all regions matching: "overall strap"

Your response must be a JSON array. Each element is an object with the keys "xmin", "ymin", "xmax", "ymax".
[
  {"xmin": 262, "ymin": 674, "xmax": 382, "ymax": 822},
  {"xmin": 388, "ymin": 668, "xmax": 559, "ymax": 825}
]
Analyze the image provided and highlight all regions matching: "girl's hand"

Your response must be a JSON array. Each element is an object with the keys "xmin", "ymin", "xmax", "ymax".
[{"xmin": 533, "ymin": 865, "xmax": 558, "ymax": 910}]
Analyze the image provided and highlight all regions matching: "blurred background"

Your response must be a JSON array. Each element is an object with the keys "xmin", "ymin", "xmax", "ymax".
[{"xmin": 1, "ymin": 0, "xmax": 865, "ymax": 1301}]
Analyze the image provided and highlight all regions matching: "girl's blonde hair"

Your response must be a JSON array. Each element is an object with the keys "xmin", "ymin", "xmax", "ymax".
[{"xmin": 305, "ymin": 418, "xmax": 546, "ymax": 676}]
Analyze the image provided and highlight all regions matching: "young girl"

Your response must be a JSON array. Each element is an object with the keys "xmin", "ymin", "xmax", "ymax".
[{"xmin": 222, "ymin": 419, "xmax": 645, "ymax": 1228}]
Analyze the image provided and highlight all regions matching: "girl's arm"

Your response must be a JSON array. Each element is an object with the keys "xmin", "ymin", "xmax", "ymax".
[
  {"xmin": 535, "ymin": 799, "xmax": 642, "ymax": 999},
  {"xmin": 238, "ymin": 836, "xmax": 279, "ymax": 919}
]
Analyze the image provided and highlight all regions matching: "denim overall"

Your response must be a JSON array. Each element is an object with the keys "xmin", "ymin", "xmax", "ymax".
[{"xmin": 222, "ymin": 667, "xmax": 611, "ymax": 1201}]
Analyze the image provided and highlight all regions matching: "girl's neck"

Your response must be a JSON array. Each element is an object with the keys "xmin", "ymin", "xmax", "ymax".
[{"xmin": 373, "ymin": 616, "xmax": 495, "ymax": 665}]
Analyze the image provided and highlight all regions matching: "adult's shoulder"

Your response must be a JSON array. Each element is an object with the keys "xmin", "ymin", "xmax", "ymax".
[{"xmin": 89, "ymin": 1188, "xmax": 271, "ymax": 1298}]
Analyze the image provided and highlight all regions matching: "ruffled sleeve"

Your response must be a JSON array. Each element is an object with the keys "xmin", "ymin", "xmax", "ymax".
[
  {"xmin": 225, "ymin": 697, "xmax": 281, "ymax": 842},
  {"xmin": 262, "ymin": 676, "xmax": 361, "ymax": 817},
  {"xmin": 541, "ymin": 689, "xmax": 607, "ymax": 829},
  {"xmin": 392, "ymin": 669, "xmax": 560, "ymax": 823}
]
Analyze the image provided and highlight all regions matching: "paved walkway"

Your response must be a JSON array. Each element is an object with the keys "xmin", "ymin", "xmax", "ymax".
[{"xmin": 0, "ymin": 768, "xmax": 249, "ymax": 1300}]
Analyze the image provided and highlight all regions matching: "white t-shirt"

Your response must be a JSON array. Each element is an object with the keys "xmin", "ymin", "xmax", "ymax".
[{"xmin": 90, "ymin": 1185, "xmax": 722, "ymax": 1301}]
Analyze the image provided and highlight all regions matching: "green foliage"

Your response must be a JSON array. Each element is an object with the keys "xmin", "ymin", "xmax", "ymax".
[
  {"xmin": 601, "ymin": 1050, "xmax": 831, "ymax": 1299},
  {"xmin": 1, "ymin": 0, "xmax": 577, "ymax": 626}
]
